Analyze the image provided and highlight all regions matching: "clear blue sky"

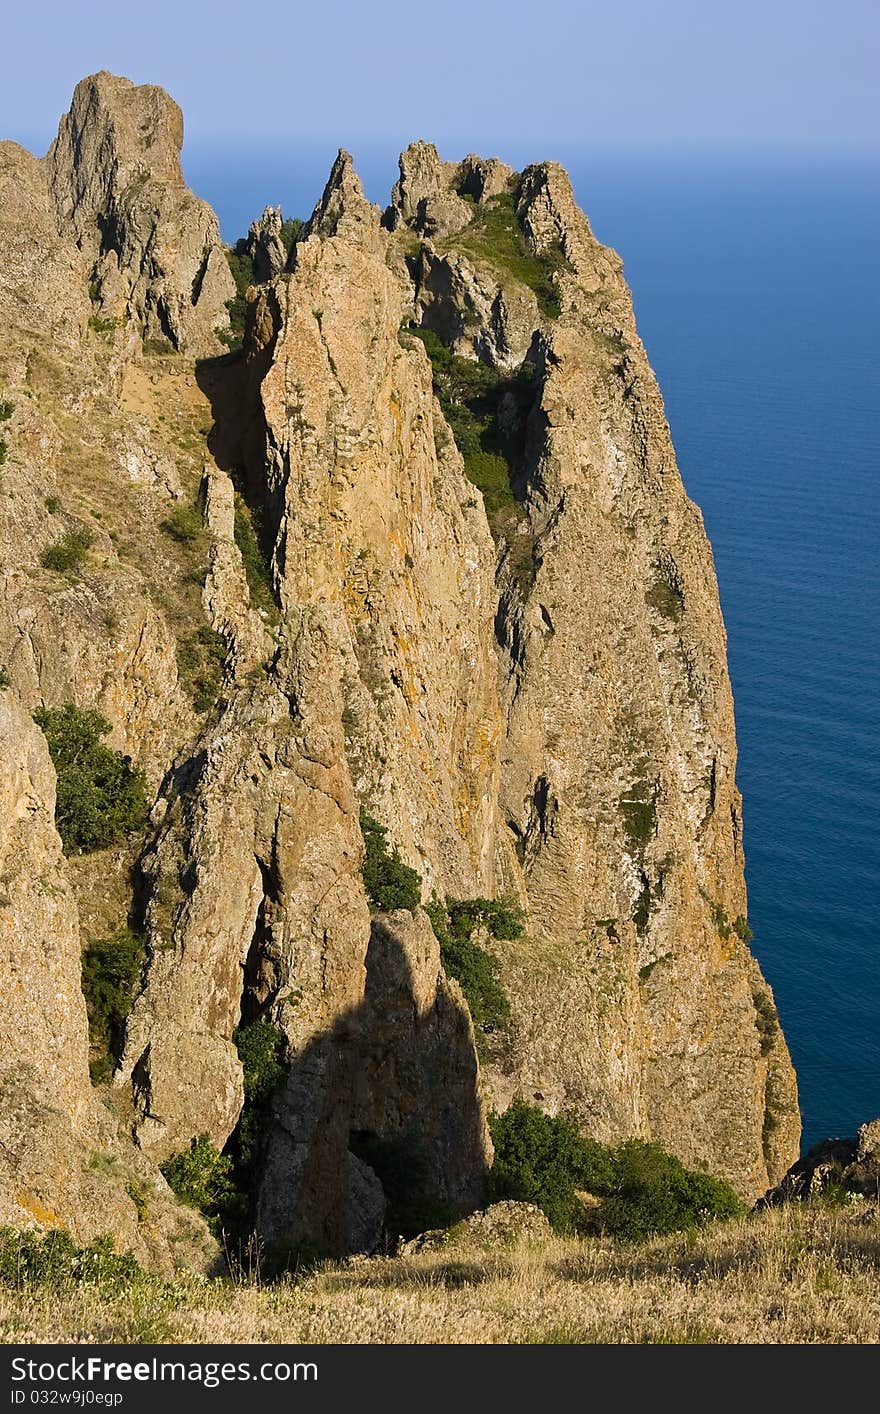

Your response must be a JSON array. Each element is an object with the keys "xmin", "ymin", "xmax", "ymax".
[{"xmin": 1, "ymin": 0, "xmax": 876, "ymax": 157}]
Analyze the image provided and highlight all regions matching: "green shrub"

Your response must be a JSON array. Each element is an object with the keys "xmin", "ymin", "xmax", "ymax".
[
  {"xmin": 44, "ymin": 495, "xmax": 60, "ymax": 513},
  {"xmin": 598, "ymin": 1140, "xmax": 743, "ymax": 1241},
  {"xmin": 0, "ymin": 398, "xmax": 13, "ymax": 421},
  {"xmin": 88, "ymin": 314, "xmax": 118, "ymax": 337},
  {"xmin": 407, "ymin": 326, "xmax": 537, "ymax": 533},
  {"xmin": 160, "ymin": 1136, "xmax": 238, "ymax": 1236},
  {"xmin": 489, "ymin": 1100, "xmax": 743, "ymax": 1239},
  {"xmin": 33, "ymin": 704, "xmax": 149, "ymax": 854},
  {"xmin": 81, "ymin": 928, "xmax": 147, "ymax": 1084},
  {"xmin": 233, "ymin": 493, "xmax": 279, "ymax": 622},
  {"xmin": 619, "ymin": 783, "xmax": 656, "ymax": 850},
  {"xmin": 160, "ymin": 502, "xmax": 203, "ymax": 543},
  {"xmin": 125, "ymin": 1179, "xmax": 150, "ymax": 1223},
  {"xmin": 489, "ymin": 1100, "xmax": 615, "ymax": 1233},
  {"xmin": 733, "ymin": 914, "xmax": 753, "ymax": 943},
  {"xmin": 0, "ymin": 436, "xmax": 6, "ymax": 466},
  {"xmin": 645, "ymin": 578, "xmax": 684, "ymax": 622},
  {"xmin": 220, "ymin": 242, "xmax": 255, "ymax": 351},
  {"xmin": 752, "ymin": 990, "xmax": 779, "ymax": 1056},
  {"xmin": 230, "ymin": 1020, "xmax": 287, "ymax": 1181},
  {"xmin": 40, "ymin": 526, "xmax": 94, "ymax": 573},
  {"xmin": 453, "ymin": 190, "xmax": 570, "ymax": 320},
  {"xmin": 426, "ymin": 896, "xmax": 520, "ymax": 1041},
  {"xmin": 360, "ymin": 809, "xmax": 422, "ymax": 911},
  {"xmin": 349, "ymin": 1130, "xmax": 454, "ymax": 1241},
  {"xmin": 0, "ymin": 666, "xmax": 9, "ymax": 689},
  {"xmin": 0, "ymin": 1226, "xmax": 141, "ymax": 1291},
  {"xmin": 177, "ymin": 625, "xmax": 227, "ymax": 712},
  {"xmin": 279, "ymin": 217, "xmax": 304, "ymax": 256}
]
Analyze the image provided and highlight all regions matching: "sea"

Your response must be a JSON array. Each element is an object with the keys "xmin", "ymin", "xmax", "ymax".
[{"xmin": 185, "ymin": 143, "xmax": 880, "ymax": 1152}]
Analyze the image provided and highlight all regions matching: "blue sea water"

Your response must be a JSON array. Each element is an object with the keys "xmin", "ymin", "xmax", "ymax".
[{"xmin": 186, "ymin": 146, "xmax": 879, "ymax": 1151}]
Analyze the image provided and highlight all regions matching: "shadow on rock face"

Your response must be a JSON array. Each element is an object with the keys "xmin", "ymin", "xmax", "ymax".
[{"xmin": 253, "ymin": 908, "xmax": 491, "ymax": 1262}]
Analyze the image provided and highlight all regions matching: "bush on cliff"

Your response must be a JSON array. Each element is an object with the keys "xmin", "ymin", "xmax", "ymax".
[
  {"xmin": 425, "ymin": 897, "xmax": 519, "ymax": 1040},
  {"xmin": 40, "ymin": 526, "xmax": 94, "ymax": 574},
  {"xmin": 360, "ymin": 809, "xmax": 422, "ymax": 911},
  {"xmin": 160, "ymin": 1136, "xmax": 238, "ymax": 1237},
  {"xmin": 81, "ymin": 927, "xmax": 147, "ymax": 1084},
  {"xmin": 406, "ymin": 325, "xmax": 537, "ymax": 531},
  {"xmin": 33, "ymin": 704, "xmax": 149, "ymax": 854},
  {"xmin": 489, "ymin": 1100, "xmax": 744, "ymax": 1239}
]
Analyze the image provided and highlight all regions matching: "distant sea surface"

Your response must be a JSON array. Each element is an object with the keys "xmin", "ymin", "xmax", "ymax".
[{"xmin": 187, "ymin": 144, "xmax": 879, "ymax": 1150}]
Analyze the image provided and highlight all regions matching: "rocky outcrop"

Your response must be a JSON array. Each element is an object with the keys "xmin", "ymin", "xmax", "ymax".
[
  {"xmin": 352, "ymin": 909, "xmax": 491, "ymax": 1214},
  {"xmin": 47, "ymin": 72, "xmax": 233, "ymax": 354},
  {"xmin": 246, "ymin": 207, "xmax": 288, "ymax": 283},
  {"xmin": 249, "ymin": 152, "xmax": 505, "ymax": 901},
  {"xmin": 375, "ymin": 151, "xmax": 801, "ymax": 1197},
  {"xmin": 762, "ymin": 1119, "xmax": 880, "ymax": 1205},
  {"xmin": 0, "ymin": 74, "xmax": 802, "ymax": 1271},
  {"xmin": 0, "ymin": 693, "xmax": 215, "ymax": 1271}
]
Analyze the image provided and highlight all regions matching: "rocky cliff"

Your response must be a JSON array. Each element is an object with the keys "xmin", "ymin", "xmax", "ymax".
[{"xmin": 0, "ymin": 76, "xmax": 799, "ymax": 1267}]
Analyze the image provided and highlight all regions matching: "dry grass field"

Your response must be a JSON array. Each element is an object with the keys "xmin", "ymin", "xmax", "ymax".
[{"xmin": 1, "ymin": 1204, "xmax": 878, "ymax": 1345}]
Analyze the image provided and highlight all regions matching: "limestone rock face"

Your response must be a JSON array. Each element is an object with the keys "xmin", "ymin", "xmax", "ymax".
[
  {"xmin": 249, "ymin": 152, "xmax": 505, "ymax": 901},
  {"xmin": 47, "ymin": 72, "xmax": 233, "ymax": 353},
  {"xmin": 247, "ymin": 207, "xmax": 288, "ymax": 283},
  {"xmin": 0, "ymin": 694, "xmax": 215, "ymax": 1272},
  {"xmin": 119, "ymin": 609, "xmax": 371, "ymax": 1163},
  {"xmin": 353, "ymin": 909, "xmax": 491, "ymax": 1215},
  {"xmin": 0, "ymin": 75, "xmax": 802, "ymax": 1272},
  {"xmin": 0, "ymin": 142, "xmax": 90, "ymax": 349},
  {"xmin": 370, "ymin": 151, "xmax": 801, "ymax": 1197},
  {"xmin": 387, "ymin": 141, "xmax": 472, "ymax": 238},
  {"xmin": 415, "ymin": 246, "xmax": 539, "ymax": 370}
]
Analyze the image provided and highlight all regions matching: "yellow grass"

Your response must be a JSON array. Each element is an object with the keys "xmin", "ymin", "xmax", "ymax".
[{"xmin": 1, "ymin": 1205, "xmax": 878, "ymax": 1345}]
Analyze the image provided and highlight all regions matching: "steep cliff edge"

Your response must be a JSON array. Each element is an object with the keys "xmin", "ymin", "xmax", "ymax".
[
  {"xmin": 382, "ymin": 150, "xmax": 800, "ymax": 1194},
  {"xmin": 0, "ymin": 76, "xmax": 798, "ymax": 1267}
]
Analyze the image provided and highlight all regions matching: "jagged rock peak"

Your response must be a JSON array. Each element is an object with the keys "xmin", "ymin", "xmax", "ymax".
[
  {"xmin": 387, "ymin": 140, "xmax": 471, "ymax": 238},
  {"xmin": 247, "ymin": 205, "xmax": 287, "ymax": 282},
  {"xmin": 516, "ymin": 161, "xmax": 603, "ymax": 276},
  {"xmin": 303, "ymin": 149, "xmax": 381, "ymax": 248},
  {"xmin": 48, "ymin": 71, "xmax": 187, "ymax": 221},
  {"xmin": 457, "ymin": 153, "xmax": 516, "ymax": 203},
  {"xmin": 45, "ymin": 71, "xmax": 233, "ymax": 354}
]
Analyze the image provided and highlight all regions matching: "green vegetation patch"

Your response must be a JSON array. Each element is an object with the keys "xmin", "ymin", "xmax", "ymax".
[
  {"xmin": 230, "ymin": 1020, "xmax": 287, "ymax": 1185},
  {"xmin": 0, "ymin": 666, "xmax": 9, "ymax": 689},
  {"xmin": 160, "ymin": 1136, "xmax": 238, "ymax": 1238},
  {"xmin": 0, "ymin": 398, "xmax": 13, "ymax": 422},
  {"xmin": 453, "ymin": 190, "xmax": 570, "ymax": 320},
  {"xmin": 619, "ymin": 781, "xmax": 657, "ymax": 851},
  {"xmin": 40, "ymin": 526, "xmax": 94, "ymax": 574},
  {"xmin": 645, "ymin": 578, "xmax": 684, "ymax": 622},
  {"xmin": 360, "ymin": 809, "xmax": 422, "ymax": 912},
  {"xmin": 425, "ymin": 897, "xmax": 521, "ymax": 1042},
  {"xmin": 178, "ymin": 625, "xmax": 227, "ymax": 713},
  {"xmin": 88, "ymin": 314, "xmax": 119, "ymax": 338},
  {"xmin": 160, "ymin": 502, "xmax": 204, "ymax": 544},
  {"xmin": 752, "ymin": 990, "xmax": 779, "ymax": 1057},
  {"xmin": 0, "ymin": 1226, "xmax": 141, "ymax": 1291},
  {"xmin": 489, "ymin": 1099, "xmax": 743, "ymax": 1239},
  {"xmin": 81, "ymin": 927, "xmax": 147, "ymax": 1084},
  {"xmin": 33, "ymin": 704, "xmax": 149, "ymax": 854},
  {"xmin": 220, "ymin": 242, "xmax": 254, "ymax": 351},
  {"xmin": 233, "ymin": 492, "xmax": 279, "ymax": 623},
  {"xmin": 279, "ymin": 217, "xmax": 304, "ymax": 257},
  {"xmin": 407, "ymin": 325, "xmax": 538, "ymax": 533}
]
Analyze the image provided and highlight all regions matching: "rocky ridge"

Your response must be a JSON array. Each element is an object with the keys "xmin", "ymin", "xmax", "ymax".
[{"xmin": 0, "ymin": 75, "xmax": 800, "ymax": 1266}]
